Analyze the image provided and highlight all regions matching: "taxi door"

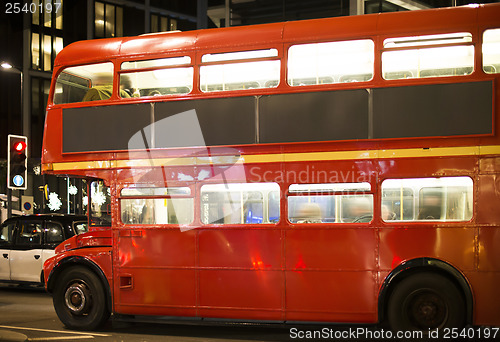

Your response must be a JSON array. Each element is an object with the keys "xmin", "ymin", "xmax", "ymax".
[
  {"xmin": 0, "ymin": 220, "xmax": 16, "ymax": 280},
  {"xmin": 10, "ymin": 219, "xmax": 43, "ymax": 282}
]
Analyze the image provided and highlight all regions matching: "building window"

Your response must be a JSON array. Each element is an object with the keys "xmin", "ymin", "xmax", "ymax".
[
  {"xmin": 151, "ymin": 14, "xmax": 177, "ymax": 33},
  {"xmin": 31, "ymin": 0, "xmax": 63, "ymax": 72},
  {"xmin": 95, "ymin": 1, "xmax": 123, "ymax": 38},
  {"xmin": 31, "ymin": 77, "xmax": 51, "ymax": 157}
]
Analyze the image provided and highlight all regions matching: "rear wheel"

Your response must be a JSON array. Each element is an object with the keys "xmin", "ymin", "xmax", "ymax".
[
  {"xmin": 387, "ymin": 273, "xmax": 465, "ymax": 335},
  {"xmin": 53, "ymin": 267, "xmax": 110, "ymax": 330}
]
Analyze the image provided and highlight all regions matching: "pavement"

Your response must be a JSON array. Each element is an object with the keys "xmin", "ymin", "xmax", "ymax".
[{"xmin": 0, "ymin": 329, "xmax": 28, "ymax": 342}]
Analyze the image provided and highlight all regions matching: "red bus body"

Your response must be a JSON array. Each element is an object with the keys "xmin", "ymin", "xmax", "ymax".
[{"xmin": 42, "ymin": 4, "xmax": 500, "ymax": 331}]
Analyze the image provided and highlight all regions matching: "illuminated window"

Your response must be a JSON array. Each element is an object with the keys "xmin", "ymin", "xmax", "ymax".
[
  {"xmin": 287, "ymin": 183, "xmax": 373, "ymax": 223},
  {"xmin": 288, "ymin": 39, "xmax": 374, "ymax": 86},
  {"xmin": 200, "ymin": 183, "xmax": 280, "ymax": 224},
  {"xmin": 382, "ymin": 33, "xmax": 474, "ymax": 80},
  {"xmin": 120, "ymin": 187, "xmax": 193, "ymax": 225},
  {"xmin": 483, "ymin": 28, "xmax": 500, "ymax": 74},
  {"xmin": 200, "ymin": 49, "xmax": 280, "ymax": 92},
  {"xmin": 381, "ymin": 177, "xmax": 473, "ymax": 222},
  {"xmin": 53, "ymin": 62, "xmax": 114, "ymax": 104},
  {"xmin": 32, "ymin": 0, "xmax": 63, "ymax": 29},
  {"xmin": 31, "ymin": 0, "xmax": 63, "ymax": 72},
  {"xmin": 151, "ymin": 14, "xmax": 169, "ymax": 32},
  {"xmin": 120, "ymin": 56, "xmax": 193, "ymax": 97},
  {"xmin": 95, "ymin": 1, "xmax": 123, "ymax": 38}
]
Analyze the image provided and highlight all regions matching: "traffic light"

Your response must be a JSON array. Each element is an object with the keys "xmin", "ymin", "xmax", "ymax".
[{"xmin": 7, "ymin": 134, "xmax": 28, "ymax": 190}]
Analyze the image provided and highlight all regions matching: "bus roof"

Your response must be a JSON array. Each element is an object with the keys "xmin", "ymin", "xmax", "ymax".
[{"xmin": 54, "ymin": 3, "xmax": 500, "ymax": 68}]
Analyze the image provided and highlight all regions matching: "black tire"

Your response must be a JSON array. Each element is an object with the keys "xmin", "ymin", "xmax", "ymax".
[
  {"xmin": 387, "ymin": 273, "xmax": 465, "ymax": 335},
  {"xmin": 53, "ymin": 267, "xmax": 110, "ymax": 330}
]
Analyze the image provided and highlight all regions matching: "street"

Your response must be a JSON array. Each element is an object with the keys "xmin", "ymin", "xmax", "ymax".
[{"xmin": 0, "ymin": 284, "xmax": 390, "ymax": 342}]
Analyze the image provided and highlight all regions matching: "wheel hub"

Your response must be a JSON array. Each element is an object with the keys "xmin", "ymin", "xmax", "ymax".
[
  {"xmin": 64, "ymin": 282, "xmax": 91, "ymax": 315},
  {"xmin": 408, "ymin": 290, "xmax": 448, "ymax": 329}
]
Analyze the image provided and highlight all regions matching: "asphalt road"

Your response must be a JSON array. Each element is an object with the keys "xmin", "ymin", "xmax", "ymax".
[
  {"xmin": 0, "ymin": 283, "xmax": 287, "ymax": 342},
  {"xmin": 1, "ymin": 283, "xmax": 484, "ymax": 342}
]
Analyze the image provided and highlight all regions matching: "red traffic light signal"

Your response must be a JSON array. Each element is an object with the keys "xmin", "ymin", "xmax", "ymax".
[
  {"xmin": 7, "ymin": 134, "xmax": 28, "ymax": 190},
  {"xmin": 13, "ymin": 141, "xmax": 27, "ymax": 152}
]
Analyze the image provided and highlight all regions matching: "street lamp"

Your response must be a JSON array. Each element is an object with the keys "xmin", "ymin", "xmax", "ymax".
[{"xmin": 1, "ymin": 61, "xmax": 24, "ymax": 218}]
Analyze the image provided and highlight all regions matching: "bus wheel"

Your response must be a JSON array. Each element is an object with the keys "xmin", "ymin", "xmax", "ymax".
[
  {"xmin": 387, "ymin": 273, "xmax": 465, "ymax": 334},
  {"xmin": 53, "ymin": 267, "xmax": 110, "ymax": 330}
]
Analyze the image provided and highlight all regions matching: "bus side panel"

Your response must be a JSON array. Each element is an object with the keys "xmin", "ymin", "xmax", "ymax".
[
  {"xmin": 463, "ymin": 271, "xmax": 500, "ymax": 326},
  {"xmin": 198, "ymin": 228, "xmax": 283, "ymax": 320},
  {"xmin": 379, "ymin": 227, "xmax": 475, "ymax": 271},
  {"xmin": 285, "ymin": 227, "xmax": 378, "ymax": 323},
  {"xmin": 473, "ymin": 168, "xmax": 500, "ymax": 325},
  {"xmin": 114, "ymin": 228, "xmax": 197, "ymax": 316}
]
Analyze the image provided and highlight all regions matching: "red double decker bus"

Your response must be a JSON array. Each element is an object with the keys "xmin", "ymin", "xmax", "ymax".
[{"xmin": 43, "ymin": 3, "xmax": 500, "ymax": 335}]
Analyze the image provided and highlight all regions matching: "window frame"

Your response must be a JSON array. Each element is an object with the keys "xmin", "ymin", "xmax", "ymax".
[
  {"xmin": 287, "ymin": 38, "xmax": 375, "ymax": 87},
  {"xmin": 118, "ymin": 55, "xmax": 195, "ymax": 98},
  {"xmin": 200, "ymin": 182, "xmax": 281, "ymax": 226},
  {"xmin": 287, "ymin": 182, "xmax": 374, "ymax": 224},
  {"xmin": 380, "ymin": 176, "xmax": 474, "ymax": 223},
  {"xmin": 482, "ymin": 28, "xmax": 500, "ymax": 74},
  {"xmin": 199, "ymin": 48, "xmax": 281, "ymax": 93},
  {"xmin": 119, "ymin": 185, "xmax": 195, "ymax": 226},
  {"xmin": 381, "ymin": 32, "xmax": 475, "ymax": 80}
]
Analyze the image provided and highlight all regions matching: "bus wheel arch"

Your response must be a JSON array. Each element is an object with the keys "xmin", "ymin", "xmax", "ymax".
[
  {"xmin": 378, "ymin": 258, "xmax": 473, "ymax": 331},
  {"xmin": 47, "ymin": 257, "xmax": 112, "ymax": 330}
]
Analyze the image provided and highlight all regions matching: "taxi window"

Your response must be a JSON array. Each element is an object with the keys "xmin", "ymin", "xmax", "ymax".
[
  {"xmin": 45, "ymin": 222, "xmax": 64, "ymax": 244},
  {"xmin": 16, "ymin": 221, "xmax": 43, "ymax": 246},
  {"xmin": 0, "ymin": 222, "xmax": 15, "ymax": 246}
]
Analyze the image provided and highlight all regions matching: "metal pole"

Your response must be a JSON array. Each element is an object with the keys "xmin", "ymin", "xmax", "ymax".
[
  {"xmin": 7, "ymin": 188, "xmax": 12, "ymax": 219},
  {"xmin": 2, "ymin": 64, "xmax": 23, "ymax": 218},
  {"xmin": 225, "ymin": 0, "xmax": 230, "ymax": 27}
]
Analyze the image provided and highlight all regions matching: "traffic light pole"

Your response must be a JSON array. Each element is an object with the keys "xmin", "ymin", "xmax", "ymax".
[{"xmin": 7, "ymin": 188, "xmax": 12, "ymax": 219}]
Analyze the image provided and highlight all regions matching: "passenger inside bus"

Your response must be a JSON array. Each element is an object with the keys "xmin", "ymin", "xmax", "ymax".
[
  {"xmin": 83, "ymin": 74, "xmax": 132, "ymax": 101},
  {"xmin": 417, "ymin": 192, "xmax": 442, "ymax": 220},
  {"xmin": 346, "ymin": 196, "xmax": 373, "ymax": 223},
  {"xmin": 296, "ymin": 203, "xmax": 323, "ymax": 223}
]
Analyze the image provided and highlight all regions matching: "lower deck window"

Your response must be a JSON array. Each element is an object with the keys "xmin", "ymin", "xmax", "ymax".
[
  {"xmin": 120, "ymin": 187, "xmax": 193, "ymax": 225},
  {"xmin": 200, "ymin": 183, "xmax": 280, "ymax": 224},
  {"xmin": 288, "ymin": 183, "xmax": 373, "ymax": 223},
  {"xmin": 381, "ymin": 176, "xmax": 473, "ymax": 222}
]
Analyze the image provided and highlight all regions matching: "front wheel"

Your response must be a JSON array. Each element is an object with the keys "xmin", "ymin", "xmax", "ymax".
[
  {"xmin": 387, "ymin": 273, "xmax": 465, "ymax": 335},
  {"xmin": 53, "ymin": 267, "xmax": 110, "ymax": 330}
]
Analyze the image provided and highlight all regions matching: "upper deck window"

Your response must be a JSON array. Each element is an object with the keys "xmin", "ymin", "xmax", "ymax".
[
  {"xmin": 53, "ymin": 62, "xmax": 114, "ymax": 104},
  {"xmin": 382, "ymin": 32, "xmax": 474, "ymax": 80},
  {"xmin": 287, "ymin": 39, "xmax": 374, "ymax": 86},
  {"xmin": 200, "ymin": 49, "xmax": 280, "ymax": 92},
  {"xmin": 119, "ymin": 56, "xmax": 193, "ymax": 97},
  {"xmin": 483, "ymin": 28, "xmax": 500, "ymax": 74}
]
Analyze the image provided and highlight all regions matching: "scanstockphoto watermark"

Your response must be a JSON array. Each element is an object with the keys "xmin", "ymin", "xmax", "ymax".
[
  {"xmin": 249, "ymin": 165, "xmax": 376, "ymax": 185},
  {"xmin": 289, "ymin": 327, "xmax": 420, "ymax": 340},
  {"xmin": 289, "ymin": 327, "xmax": 500, "ymax": 340}
]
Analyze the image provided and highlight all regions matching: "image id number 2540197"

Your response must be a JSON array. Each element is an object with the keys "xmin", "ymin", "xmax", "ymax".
[{"xmin": 5, "ymin": 2, "xmax": 61, "ymax": 14}]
